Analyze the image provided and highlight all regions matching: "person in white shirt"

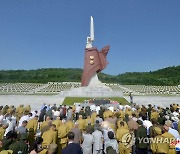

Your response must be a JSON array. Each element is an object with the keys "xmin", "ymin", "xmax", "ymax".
[
  {"xmin": 108, "ymin": 106, "xmax": 114, "ymax": 112},
  {"xmin": 52, "ymin": 109, "xmax": 60, "ymax": 120},
  {"xmin": 92, "ymin": 126, "xmax": 103, "ymax": 154},
  {"xmin": 82, "ymin": 127, "xmax": 93, "ymax": 154},
  {"xmin": 96, "ymin": 106, "xmax": 100, "ymax": 114},
  {"xmin": 142, "ymin": 116, "xmax": 152, "ymax": 136},
  {"xmin": 31, "ymin": 110, "xmax": 38, "ymax": 118},
  {"xmin": 165, "ymin": 120, "xmax": 180, "ymax": 139},
  {"xmin": 90, "ymin": 104, "xmax": 96, "ymax": 112},
  {"xmin": 104, "ymin": 131, "xmax": 119, "ymax": 154},
  {"xmin": 0, "ymin": 113, "xmax": 8, "ymax": 125},
  {"xmin": 18, "ymin": 113, "xmax": 32, "ymax": 127},
  {"xmin": 75, "ymin": 105, "xmax": 81, "ymax": 113},
  {"xmin": 4, "ymin": 117, "xmax": 15, "ymax": 136}
]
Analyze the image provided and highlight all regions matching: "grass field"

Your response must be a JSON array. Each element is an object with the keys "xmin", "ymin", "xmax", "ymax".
[{"xmin": 62, "ymin": 97, "xmax": 129, "ymax": 105}]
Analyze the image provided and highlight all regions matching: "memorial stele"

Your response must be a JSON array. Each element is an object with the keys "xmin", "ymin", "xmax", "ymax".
[{"xmin": 60, "ymin": 16, "xmax": 122, "ymax": 97}]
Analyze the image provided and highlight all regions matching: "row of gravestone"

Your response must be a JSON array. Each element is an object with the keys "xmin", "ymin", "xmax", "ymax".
[{"xmin": 0, "ymin": 82, "xmax": 180, "ymax": 95}]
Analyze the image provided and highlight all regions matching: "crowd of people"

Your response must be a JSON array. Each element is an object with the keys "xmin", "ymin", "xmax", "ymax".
[{"xmin": 0, "ymin": 102, "xmax": 180, "ymax": 154}]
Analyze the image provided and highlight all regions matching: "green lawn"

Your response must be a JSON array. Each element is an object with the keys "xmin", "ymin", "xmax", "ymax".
[{"xmin": 62, "ymin": 97, "xmax": 129, "ymax": 106}]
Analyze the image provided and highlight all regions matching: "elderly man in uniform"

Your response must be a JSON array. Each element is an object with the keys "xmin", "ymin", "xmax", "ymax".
[
  {"xmin": 41, "ymin": 124, "xmax": 57, "ymax": 153},
  {"xmin": 40, "ymin": 116, "xmax": 51, "ymax": 131},
  {"xmin": 57, "ymin": 119, "xmax": 69, "ymax": 154},
  {"xmin": 116, "ymin": 121, "xmax": 131, "ymax": 154},
  {"xmin": 0, "ymin": 124, "xmax": 9, "ymax": 141},
  {"xmin": 52, "ymin": 116, "xmax": 61, "ymax": 128},
  {"xmin": 65, "ymin": 118, "xmax": 75, "ymax": 133},
  {"xmin": 162, "ymin": 125, "xmax": 176, "ymax": 154},
  {"xmin": 26, "ymin": 115, "xmax": 38, "ymax": 134},
  {"xmin": 150, "ymin": 127, "xmax": 170, "ymax": 154},
  {"xmin": 77, "ymin": 115, "xmax": 86, "ymax": 132}
]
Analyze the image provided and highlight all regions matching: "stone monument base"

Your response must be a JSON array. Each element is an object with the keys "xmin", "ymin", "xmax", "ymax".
[
  {"xmin": 59, "ymin": 84, "xmax": 122, "ymax": 98},
  {"xmin": 59, "ymin": 74, "xmax": 122, "ymax": 97}
]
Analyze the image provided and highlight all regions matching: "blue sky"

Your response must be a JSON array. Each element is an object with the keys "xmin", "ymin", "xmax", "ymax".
[{"xmin": 0, "ymin": 0, "xmax": 179, "ymax": 75}]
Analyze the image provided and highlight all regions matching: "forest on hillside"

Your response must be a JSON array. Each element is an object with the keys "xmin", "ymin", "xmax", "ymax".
[{"xmin": 0, "ymin": 66, "xmax": 179, "ymax": 85}]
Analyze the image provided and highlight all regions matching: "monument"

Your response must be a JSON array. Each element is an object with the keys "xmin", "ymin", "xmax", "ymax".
[
  {"xmin": 81, "ymin": 16, "xmax": 110, "ymax": 87},
  {"xmin": 59, "ymin": 16, "xmax": 122, "ymax": 97}
]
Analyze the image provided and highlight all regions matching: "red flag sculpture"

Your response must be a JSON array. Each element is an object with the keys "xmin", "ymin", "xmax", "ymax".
[{"xmin": 81, "ymin": 46, "xmax": 110, "ymax": 86}]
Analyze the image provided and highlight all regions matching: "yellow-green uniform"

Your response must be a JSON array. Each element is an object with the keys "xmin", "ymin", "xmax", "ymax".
[
  {"xmin": 52, "ymin": 119, "xmax": 62, "ymax": 128},
  {"xmin": 125, "ymin": 109, "xmax": 133, "ymax": 116},
  {"xmin": 24, "ymin": 105, "xmax": 31, "ymax": 113},
  {"xmin": 85, "ymin": 117, "xmax": 92, "ymax": 126},
  {"xmin": 162, "ymin": 132, "xmax": 176, "ymax": 154},
  {"xmin": 40, "ymin": 120, "xmax": 50, "ymax": 131},
  {"xmin": 109, "ymin": 123, "xmax": 116, "ymax": 132},
  {"xmin": 150, "ymin": 127, "xmax": 169, "ymax": 154},
  {"xmin": 117, "ymin": 120, "xmax": 129, "ymax": 130},
  {"xmin": 104, "ymin": 110, "xmax": 113, "ymax": 118},
  {"xmin": 42, "ymin": 129, "xmax": 57, "ymax": 147},
  {"xmin": 119, "ymin": 110, "xmax": 125, "ymax": 119},
  {"xmin": 57, "ymin": 124, "xmax": 68, "ymax": 154},
  {"xmin": 77, "ymin": 118, "xmax": 86, "ymax": 132},
  {"xmin": 26, "ymin": 118, "xmax": 38, "ymax": 133},
  {"xmin": 91, "ymin": 112, "xmax": 97, "ymax": 125},
  {"xmin": 65, "ymin": 121, "xmax": 75, "ymax": 133},
  {"xmin": 16, "ymin": 106, "xmax": 24, "ymax": 121},
  {"xmin": 116, "ymin": 127, "xmax": 131, "ymax": 154},
  {"xmin": 6, "ymin": 107, "xmax": 13, "ymax": 114},
  {"xmin": 26, "ymin": 118, "xmax": 38, "ymax": 147},
  {"xmin": 0, "ymin": 127, "xmax": 5, "ymax": 141},
  {"xmin": 150, "ymin": 135, "xmax": 169, "ymax": 154},
  {"xmin": 151, "ymin": 111, "xmax": 159, "ymax": 120}
]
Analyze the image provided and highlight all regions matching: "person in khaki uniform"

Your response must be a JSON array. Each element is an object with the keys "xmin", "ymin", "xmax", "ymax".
[
  {"xmin": 85, "ymin": 116, "xmax": 92, "ymax": 126},
  {"xmin": 116, "ymin": 121, "xmax": 131, "ymax": 154},
  {"xmin": 125, "ymin": 107, "xmax": 133, "ymax": 117},
  {"xmin": 65, "ymin": 119, "xmax": 74, "ymax": 133},
  {"xmin": 150, "ymin": 127, "xmax": 169, "ymax": 154},
  {"xmin": 57, "ymin": 119, "xmax": 69, "ymax": 154},
  {"xmin": 6, "ymin": 106, "xmax": 13, "ymax": 114},
  {"xmin": 16, "ymin": 105, "xmax": 24, "ymax": 121},
  {"xmin": 103, "ymin": 109, "xmax": 109, "ymax": 119},
  {"xmin": 107, "ymin": 109, "xmax": 113, "ymax": 117},
  {"xmin": 108, "ymin": 122, "xmax": 116, "ymax": 133},
  {"xmin": 26, "ymin": 115, "xmax": 38, "ymax": 148},
  {"xmin": 119, "ymin": 109, "xmax": 125, "ymax": 119},
  {"xmin": 151, "ymin": 108, "xmax": 159, "ymax": 120},
  {"xmin": 117, "ymin": 119, "xmax": 129, "ymax": 130},
  {"xmin": 103, "ymin": 109, "xmax": 113, "ymax": 120},
  {"xmin": 24, "ymin": 105, "xmax": 31, "ymax": 113},
  {"xmin": 0, "ymin": 124, "xmax": 9, "ymax": 141},
  {"xmin": 52, "ymin": 117, "xmax": 62, "ymax": 128},
  {"xmin": 26, "ymin": 115, "xmax": 38, "ymax": 134},
  {"xmin": 76, "ymin": 115, "xmax": 86, "ymax": 132},
  {"xmin": 41, "ymin": 124, "xmax": 57, "ymax": 148},
  {"xmin": 162, "ymin": 125, "xmax": 176, "ymax": 154},
  {"xmin": 40, "ymin": 116, "xmax": 51, "ymax": 131},
  {"xmin": 91, "ymin": 111, "xmax": 97, "ymax": 125}
]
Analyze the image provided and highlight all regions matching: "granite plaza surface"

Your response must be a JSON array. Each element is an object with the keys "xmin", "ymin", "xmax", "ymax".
[{"xmin": 0, "ymin": 95, "xmax": 180, "ymax": 110}]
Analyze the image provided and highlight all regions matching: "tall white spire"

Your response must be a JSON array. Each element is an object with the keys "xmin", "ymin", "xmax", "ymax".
[
  {"xmin": 86, "ymin": 16, "xmax": 94, "ymax": 48},
  {"xmin": 90, "ymin": 16, "xmax": 94, "ymax": 42}
]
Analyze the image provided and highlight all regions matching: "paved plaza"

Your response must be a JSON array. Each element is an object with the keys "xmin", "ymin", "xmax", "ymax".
[{"xmin": 0, "ymin": 95, "xmax": 179, "ymax": 110}]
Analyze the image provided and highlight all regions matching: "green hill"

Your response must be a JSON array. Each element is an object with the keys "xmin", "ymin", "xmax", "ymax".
[{"xmin": 0, "ymin": 66, "xmax": 179, "ymax": 85}]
